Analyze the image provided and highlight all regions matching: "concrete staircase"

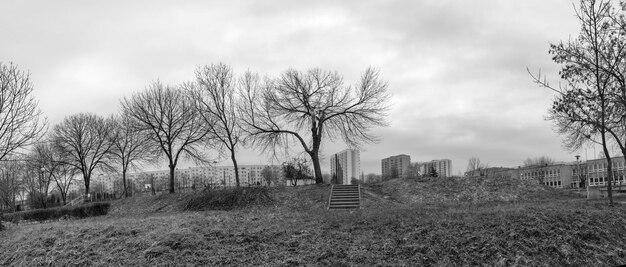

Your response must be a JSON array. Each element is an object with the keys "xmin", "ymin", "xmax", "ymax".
[{"xmin": 328, "ymin": 184, "xmax": 361, "ymax": 210}]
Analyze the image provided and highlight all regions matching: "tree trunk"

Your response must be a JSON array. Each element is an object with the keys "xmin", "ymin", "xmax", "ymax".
[
  {"xmin": 61, "ymin": 191, "xmax": 67, "ymax": 205},
  {"xmin": 310, "ymin": 152, "xmax": 323, "ymax": 184},
  {"xmin": 122, "ymin": 170, "xmax": 128, "ymax": 198},
  {"xmin": 169, "ymin": 164, "xmax": 175, "ymax": 193},
  {"xmin": 84, "ymin": 174, "xmax": 90, "ymax": 200},
  {"xmin": 231, "ymin": 151, "xmax": 240, "ymax": 187},
  {"xmin": 601, "ymin": 133, "xmax": 613, "ymax": 205}
]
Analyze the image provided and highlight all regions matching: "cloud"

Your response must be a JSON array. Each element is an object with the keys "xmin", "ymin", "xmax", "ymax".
[{"xmin": 0, "ymin": 0, "xmax": 584, "ymax": 174}]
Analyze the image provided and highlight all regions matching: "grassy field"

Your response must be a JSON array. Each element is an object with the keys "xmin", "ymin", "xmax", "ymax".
[{"xmin": 2, "ymin": 178, "xmax": 626, "ymax": 266}]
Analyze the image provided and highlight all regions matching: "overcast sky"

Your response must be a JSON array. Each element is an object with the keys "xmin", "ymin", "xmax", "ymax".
[{"xmin": 1, "ymin": 1, "xmax": 592, "ymax": 175}]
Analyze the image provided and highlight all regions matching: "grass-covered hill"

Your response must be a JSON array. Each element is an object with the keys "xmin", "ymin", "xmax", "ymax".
[
  {"xmin": 366, "ymin": 175, "xmax": 578, "ymax": 204},
  {"xmin": 2, "ymin": 178, "xmax": 626, "ymax": 266}
]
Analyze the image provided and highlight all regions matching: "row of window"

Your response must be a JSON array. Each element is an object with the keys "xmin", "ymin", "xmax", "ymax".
[
  {"xmin": 520, "ymin": 169, "xmax": 561, "ymax": 179},
  {"xmin": 588, "ymin": 161, "xmax": 626, "ymax": 170},
  {"xmin": 545, "ymin": 181, "xmax": 562, "ymax": 188},
  {"xmin": 588, "ymin": 175, "xmax": 626, "ymax": 185}
]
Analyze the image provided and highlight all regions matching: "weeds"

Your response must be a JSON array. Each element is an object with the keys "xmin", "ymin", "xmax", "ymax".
[
  {"xmin": 2, "ymin": 183, "xmax": 626, "ymax": 265},
  {"xmin": 1, "ymin": 202, "xmax": 110, "ymax": 223},
  {"xmin": 183, "ymin": 187, "xmax": 273, "ymax": 211}
]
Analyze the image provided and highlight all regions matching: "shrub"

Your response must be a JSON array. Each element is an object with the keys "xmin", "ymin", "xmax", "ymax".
[
  {"xmin": 1, "ymin": 202, "xmax": 110, "ymax": 223},
  {"xmin": 183, "ymin": 187, "xmax": 273, "ymax": 211}
]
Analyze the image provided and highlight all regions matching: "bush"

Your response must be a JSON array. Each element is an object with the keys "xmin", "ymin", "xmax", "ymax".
[
  {"xmin": 1, "ymin": 202, "xmax": 110, "ymax": 223},
  {"xmin": 183, "ymin": 187, "xmax": 273, "ymax": 211}
]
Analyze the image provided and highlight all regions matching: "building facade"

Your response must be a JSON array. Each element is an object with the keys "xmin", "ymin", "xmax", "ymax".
[
  {"xmin": 381, "ymin": 154, "xmax": 411, "ymax": 180},
  {"xmin": 93, "ymin": 164, "xmax": 284, "ymax": 195},
  {"xmin": 585, "ymin": 157, "xmax": 626, "ymax": 187},
  {"xmin": 420, "ymin": 159, "xmax": 452, "ymax": 178},
  {"xmin": 518, "ymin": 163, "xmax": 574, "ymax": 189},
  {"xmin": 330, "ymin": 149, "xmax": 361, "ymax": 185}
]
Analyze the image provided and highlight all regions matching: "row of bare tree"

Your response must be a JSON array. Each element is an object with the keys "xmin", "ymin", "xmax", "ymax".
[
  {"xmin": 0, "ymin": 61, "xmax": 391, "ymax": 206},
  {"xmin": 530, "ymin": 0, "xmax": 626, "ymax": 204}
]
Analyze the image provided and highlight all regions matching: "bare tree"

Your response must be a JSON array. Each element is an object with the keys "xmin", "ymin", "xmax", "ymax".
[
  {"xmin": 261, "ymin": 165, "xmax": 280, "ymax": 187},
  {"xmin": 282, "ymin": 157, "xmax": 312, "ymax": 186},
  {"xmin": 405, "ymin": 162, "xmax": 421, "ymax": 179},
  {"xmin": 466, "ymin": 156, "xmax": 488, "ymax": 175},
  {"xmin": 121, "ymin": 82, "xmax": 211, "ymax": 193},
  {"xmin": 531, "ymin": 0, "xmax": 617, "ymax": 204},
  {"xmin": 522, "ymin": 156, "xmax": 555, "ymax": 167},
  {"xmin": 24, "ymin": 142, "xmax": 62, "ymax": 208},
  {"xmin": 51, "ymin": 113, "xmax": 116, "ymax": 197},
  {"xmin": 0, "ymin": 62, "xmax": 47, "ymax": 161},
  {"xmin": 51, "ymin": 161, "xmax": 76, "ymax": 205},
  {"xmin": 0, "ymin": 159, "xmax": 23, "ymax": 211},
  {"xmin": 189, "ymin": 63, "xmax": 244, "ymax": 187},
  {"xmin": 240, "ymin": 67, "xmax": 390, "ymax": 183},
  {"xmin": 110, "ymin": 114, "xmax": 158, "ymax": 197}
]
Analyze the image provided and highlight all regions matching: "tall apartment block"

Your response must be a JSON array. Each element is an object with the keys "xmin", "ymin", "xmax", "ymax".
[
  {"xmin": 381, "ymin": 154, "xmax": 411, "ymax": 180},
  {"xmin": 420, "ymin": 159, "xmax": 452, "ymax": 178},
  {"xmin": 330, "ymin": 149, "xmax": 361, "ymax": 185}
]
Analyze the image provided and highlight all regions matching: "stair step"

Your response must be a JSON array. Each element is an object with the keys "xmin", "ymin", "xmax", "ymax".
[
  {"xmin": 328, "ymin": 184, "xmax": 361, "ymax": 210},
  {"xmin": 330, "ymin": 202, "xmax": 359, "ymax": 205},
  {"xmin": 329, "ymin": 204, "xmax": 360, "ymax": 207},
  {"xmin": 331, "ymin": 196, "xmax": 359, "ymax": 199},
  {"xmin": 329, "ymin": 205, "xmax": 360, "ymax": 209}
]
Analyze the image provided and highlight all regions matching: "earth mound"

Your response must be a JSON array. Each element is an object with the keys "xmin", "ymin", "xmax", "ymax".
[{"xmin": 366, "ymin": 176, "xmax": 576, "ymax": 204}]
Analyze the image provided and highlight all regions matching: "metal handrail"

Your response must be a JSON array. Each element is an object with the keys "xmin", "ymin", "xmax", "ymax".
[
  {"xmin": 358, "ymin": 184, "xmax": 362, "ymax": 209},
  {"xmin": 327, "ymin": 184, "xmax": 334, "ymax": 210}
]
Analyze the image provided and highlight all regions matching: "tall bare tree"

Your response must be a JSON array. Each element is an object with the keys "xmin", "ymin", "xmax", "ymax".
[
  {"xmin": 0, "ymin": 62, "xmax": 47, "ymax": 161},
  {"xmin": 189, "ymin": 63, "xmax": 244, "ymax": 187},
  {"xmin": 121, "ymin": 82, "xmax": 210, "ymax": 193},
  {"xmin": 110, "ymin": 114, "xmax": 158, "ymax": 197},
  {"xmin": 51, "ymin": 113, "xmax": 116, "ymax": 196},
  {"xmin": 240, "ymin": 67, "xmax": 390, "ymax": 183},
  {"xmin": 406, "ymin": 162, "xmax": 421, "ymax": 179},
  {"xmin": 51, "ymin": 161, "xmax": 76, "ymax": 205},
  {"xmin": 532, "ymin": 0, "xmax": 617, "ymax": 203},
  {"xmin": 466, "ymin": 156, "xmax": 488, "ymax": 176},
  {"xmin": 25, "ymin": 142, "xmax": 62, "ymax": 208},
  {"xmin": 261, "ymin": 165, "xmax": 280, "ymax": 186},
  {"xmin": 0, "ymin": 159, "xmax": 23, "ymax": 211}
]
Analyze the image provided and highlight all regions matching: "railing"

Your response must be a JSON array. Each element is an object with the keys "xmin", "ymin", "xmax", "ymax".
[
  {"xmin": 358, "ymin": 184, "xmax": 362, "ymax": 209},
  {"xmin": 327, "ymin": 184, "xmax": 334, "ymax": 210}
]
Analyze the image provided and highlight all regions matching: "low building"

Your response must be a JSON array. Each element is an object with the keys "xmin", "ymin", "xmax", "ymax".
[
  {"xmin": 585, "ymin": 156, "xmax": 626, "ymax": 187},
  {"xmin": 519, "ymin": 163, "xmax": 574, "ymax": 189}
]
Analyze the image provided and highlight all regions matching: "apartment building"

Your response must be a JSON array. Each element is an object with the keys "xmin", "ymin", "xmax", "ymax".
[
  {"xmin": 381, "ymin": 154, "xmax": 411, "ymax": 180},
  {"xmin": 420, "ymin": 159, "xmax": 452, "ymax": 178},
  {"xmin": 330, "ymin": 149, "xmax": 361, "ymax": 185},
  {"xmin": 93, "ymin": 164, "xmax": 284, "ymax": 194}
]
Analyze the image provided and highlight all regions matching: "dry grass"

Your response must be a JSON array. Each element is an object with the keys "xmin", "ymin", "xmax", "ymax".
[{"xmin": 1, "ymin": 181, "xmax": 626, "ymax": 266}]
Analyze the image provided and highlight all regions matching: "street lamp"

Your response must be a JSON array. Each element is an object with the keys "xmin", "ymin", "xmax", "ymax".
[{"xmin": 575, "ymin": 155, "xmax": 581, "ymax": 192}]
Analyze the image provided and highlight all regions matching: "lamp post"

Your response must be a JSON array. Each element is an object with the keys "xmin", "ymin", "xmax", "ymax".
[
  {"xmin": 40, "ymin": 167, "xmax": 46, "ymax": 208},
  {"xmin": 575, "ymin": 155, "xmax": 580, "ymax": 192}
]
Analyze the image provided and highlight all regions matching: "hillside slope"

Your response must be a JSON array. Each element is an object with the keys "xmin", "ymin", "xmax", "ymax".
[{"xmin": 363, "ymin": 176, "xmax": 580, "ymax": 205}]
